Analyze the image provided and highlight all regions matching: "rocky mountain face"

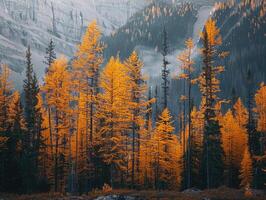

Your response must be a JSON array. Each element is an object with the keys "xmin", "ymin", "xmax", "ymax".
[{"xmin": 0, "ymin": 0, "xmax": 147, "ymax": 87}]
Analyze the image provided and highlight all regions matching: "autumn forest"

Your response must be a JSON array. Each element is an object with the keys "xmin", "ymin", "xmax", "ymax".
[{"xmin": 0, "ymin": 2, "xmax": 266, "ymax": 197}]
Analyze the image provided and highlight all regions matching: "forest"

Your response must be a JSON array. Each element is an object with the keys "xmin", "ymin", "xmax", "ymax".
[{"xmin": 0, "ymin": 1, "xmax": 265, "ymax": 198}]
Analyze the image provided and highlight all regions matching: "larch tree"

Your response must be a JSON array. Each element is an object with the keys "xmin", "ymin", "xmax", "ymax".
[
  {"xmin": 0, "ymin": 64, "xmax": 14, "ymax": 191},
  {"xmin": 239, "ymin": 147, "xmax": 253, "ymax": 189},
  {"xmin": 220, "ymin": 109, "xmax": 247, "ymax": 187},
  {"xmin": 97, "ymin": 57, "xmax": 130, "ymax": 188},
  {"xmin": 72, "ymin": 20, "xmax": 104, "ymax": 189},
  {"xmin": 124, "ymin": 51, "xmax": 149, "ymax": 187},
  {"xmin": 254, "ymin": 83, "xmax": 266, "ymax": 134},
  {"xmin": 254, "ymin": 83, "xmax": 266, "ymax": 188},
  {"xmin": 0, "ymin": 64, "xmax": 13, "ymax": 133},
  {"xmin": 139, "ymin": 87, "xmax": 154, "ymax": 188},
  {"xmin": 198, "ymin": 19, "xmax": 224, "ymax": 189},
  {"xmin": 43, "ymin": 56, "xmax": 72, "ymax": 192},
  {"xmin": 152, "ymin": 108, "xmax": 181, "ymax": 190},
  {"xmin": 234, "ymin": 98, "xmax": 248, "ymax": 130},
  {"xmin": 178, "ymin": 38, "xmax": 195, "ymax": 188}
]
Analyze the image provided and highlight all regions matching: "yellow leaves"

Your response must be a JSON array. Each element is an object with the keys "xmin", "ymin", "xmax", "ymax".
[
  {"xmin": 185, "ymin": 38, "xmax": 194, "ymax": 49},
  {"xmin": 255, "ymin": 82, "xmax": 266, "ymax": 132},
  {"xmin": 177, "ymin": 38, "xmax": 195, "ymax": 80},
  {"xmin": 0, "ymin": 64, "xmax": 13, "ymax": 132},
  {"xmin": 220, "ymin": 108, "xmax": 248, "ymax": 168},
  {"xmin": 239, "ymin": 147, "xmax": 253, "ymax": 188},
  {"xmin": 73, "ymin": 20, "xmax": 104, "ymax": 83},
  {"xmin": 43, "ymin": 56, "xmax": 71, "ymax": 110},
  {"xmin": 201, "ymin": 18, "xmax": 222, "ymax": 46},
  {"xmin": 156, "ymin": 108, "xmax": 175, "ymax": 134},
  {"xmin": 151, "ymin": 108, "xmax": 182, "ymax": 188},
  {"xmin": 234, "ymin": 98, "xmax": 248, "ymax": 128},
  {"xmin": 97, "ymin": 57, "xmax": 130, "ymax": 170},
  {"xmin": 219, "ymin": 51, "xmax": 230, "ymax": 59}
]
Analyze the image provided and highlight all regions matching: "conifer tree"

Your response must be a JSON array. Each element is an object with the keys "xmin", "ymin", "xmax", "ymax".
[
  {"xmin": 178, "ymin": 38, "xmax": 195, "ymax": 188},
  {"xmin": 254, "ymin": 83, "xmax": 266, "ymax": 188},
  {"xmin": 73, "ymin": 21, "xmax": 104, "ymax": 189},
  {"xmin": 44, "ymin": 39, "xmax": 57, "ymax": 73},
  {"xmin": 234, "ymin": 98, "xmax": 248, "ymax": 129},
  {"xmin": 152, "ymin": 108, "xmax": 181, "ymax": 190},
  {"xmin": 97, "ymin": 57, "xmax": 130, "ymax": 187},
  {"xmin": 198, "ymin": 19, "xmax": 224, "ymax": 189},
  {"xmin": 124, "ymin": 51, "xmax": 149, "ymax": 187},
  {"xmin": 246, "ymin": 69, "xmax": 258, "ymax": 155},
  {"xmin": 190, "ymin": 107, "xmax": 204, "ymax": 187},
  {"xmin": 23, "ymin": 46, "xmax": 42, "ymax": 193},
  {"xmin": 73, "ymin": 20, "xmax": 104, "ymax": 145},
  {"xmin": 220, "ymin": 109, "xmax": 248, "ymax": 187},
  {"xmin": 4, "ymin": 91, "xmax": 25, "ymax": 192},
  {"xmin": 0, "ymin": 64, "xmax": 14, "ymax": 191},
  {"xmin": 43, "ymin": 56, "xmax": 72, "ymax": 192},
  {"xmin": 43, "ymin": 39, "xmax": 57, "ymax": 169},
  {"xmin": 0, "ymin": 64, "xmax": 13, "ymax": 132},
  {"xmin": 254, "ymin": 83, "xmax": 266, "ymax": 134},
  {"xmin": 161, "ymin": 27, "xmax": 170, "ymax": 109},
  {"xmin": 239, "ymin": 147, "xmax": 253, "ymax": 189},
  {"xmin": 139, "ymin": 88, "xmax": 154, "ymax": 187}
]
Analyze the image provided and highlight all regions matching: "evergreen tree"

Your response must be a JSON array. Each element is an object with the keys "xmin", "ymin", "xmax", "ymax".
[
  {"xmin": 161, "ymin": 26, "xmax": 170, "ymax": 109},
  {"xmin": 0, "ymin": 64, "xmax": 14, "ymax": 192},
  {"xmin": 198, "ymin": 19, "xmax": 224, "ymax": 189},
  {"xmin": 23, "ymin": 46, "xmax": 43, "ymax": 193},
  {"xmin": 44, "ymin": 39, "xmax": 57, "ymax": 73},
  {"xmin": 4, "ymin": 92, "xmax": 25, "ymax": 192},
  {"xmin": 246, "ymin": 69, "xmax": 258, "ymax": 155},
  {"xmin": 189, "ymin": 107, "xmax": 204, "ymax": 188}
]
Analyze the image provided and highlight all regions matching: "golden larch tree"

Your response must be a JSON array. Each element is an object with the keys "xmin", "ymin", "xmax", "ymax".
[
  {"xmin": 239, "ymin": 147, "xmax": 253, "ymax": 188},
  {"xmin": 42, "ymin": 56, "xmax": 72, "ymax": 192},
  {"xmin": 254, "ymin": 83, "xmax": 266, "ymax": 133},
  {"xmin": 152, "ymin": 108, "xmax": 181, "ymax": 190},
  {"xmin": 0, "ymin": 64, "xmax": 13, "ymax": 150},
  {"xmin": 97, "ymin": 57, "xmax": 131, "ymax": 187},
  {"xmin": 124, "ymin": 51, "xmax": 150, "ymax": 187}
]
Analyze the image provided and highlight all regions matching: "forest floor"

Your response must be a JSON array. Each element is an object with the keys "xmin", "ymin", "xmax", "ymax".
[{"xmin": 1, "ymin": 187, "xmax": 265, "ymax": 200}]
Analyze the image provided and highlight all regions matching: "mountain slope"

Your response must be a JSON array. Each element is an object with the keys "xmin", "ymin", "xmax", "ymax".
[
  {"xmin": 213, "ymin": 0, "xmax": 266, "ymax": 99},
  {"xmin": 0, "ymin": 0, "xmax": 147, "ymax": 87}
]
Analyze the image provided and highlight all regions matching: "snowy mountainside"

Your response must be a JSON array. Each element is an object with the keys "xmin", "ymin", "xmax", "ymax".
[{"xmin": 0, "ymin": 0, "xmax": 147, "ymax": 87}]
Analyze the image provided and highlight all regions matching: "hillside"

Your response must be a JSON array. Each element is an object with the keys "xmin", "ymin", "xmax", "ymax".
[
  {"xmin": 213, "ymin": 0, "xmax": 266, "ymax": 100},
  {"xmin": 0, "ymin": 0, "xmax": 147, "ymax": 87}
]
